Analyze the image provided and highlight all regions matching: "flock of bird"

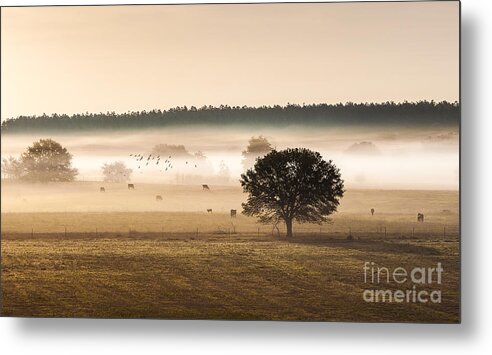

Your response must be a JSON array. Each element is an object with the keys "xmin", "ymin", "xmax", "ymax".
[{"xmin": 129, "ymin": 153, "xmax": 198, "ymax": 174}]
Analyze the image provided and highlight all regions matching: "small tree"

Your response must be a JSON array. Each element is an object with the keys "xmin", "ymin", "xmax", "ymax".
[
  {"xmin": 1, "ymin": 156, "xmax": 22, "ymax": 180},
  {"xmin": 19, "ymin": 139, "xmax": 78, "ymax": 182},
  {"xmin": 101, "ymin": 161, "xmax": 132, "ymax": 183},
  {"xmin": 240, "ymin": 148, "xmax": 344, "ymax": 238},
  {"xmin": 241, "ymin": 135, "xmax": 273, "ymax": 171},
  {"xmin": 193, "ymin": 150, "xmax": 214, "ymax": 175},
  {"xmin": 217, "ymin": 160, "xmax": 231, "ymax": 184}
]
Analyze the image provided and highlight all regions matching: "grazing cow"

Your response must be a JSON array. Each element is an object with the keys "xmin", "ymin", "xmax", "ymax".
[
  {"xmin": 156, "ymin": 195, "xmax": 163, "ymax": 201},
  {"xmin": 100, "ymin": 187, "xmax": 105, "ymax": 193},
  {"xmin": 207, "ymin": 209, "xmax": 213, "ymax": 213},
  {"xmin": 128, "ymin": 184, "xmax": 135, "ymax": 190},
  {"xmin": 202, "ymin": 184, "xmax": 210, "ymax": 190},
  {"xmin": 230, "ymin": 209, "xmax": 237, "ymax": 218},
  {"xmin": 417, "ymin": 213, "xmax": 424, "ymax": 222},
  {"xmin": 370, "ymin": 208, "xmax": 375, "ymax": 216}
]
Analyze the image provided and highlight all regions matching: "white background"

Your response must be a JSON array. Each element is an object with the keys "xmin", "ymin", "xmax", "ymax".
[{"xmin": 0, "ymin": 0, "xmax": 490, "ymax": 354}]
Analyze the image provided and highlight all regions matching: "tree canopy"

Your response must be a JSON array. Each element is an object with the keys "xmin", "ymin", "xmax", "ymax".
[
  {"xmin": 240, "ymin": 148, "xmax": 344, "ymax": 238},
  {"xmin": 152, "ymin": 144, "xmax": 193, "ymax": 158},
  {"xmin": 241, "ymin": 135, "xmax": 273, "ymax": 171},
  {"xmin": 1, "ymin": 101, "xmax": 459, "ymax": 133},
  {"xmin": 101, "ymin": 161, "xmax": 132, "ymax": 183},
  {"xmin": 16, "ymin": 139, "xmax": 78, "ymax": 182}
]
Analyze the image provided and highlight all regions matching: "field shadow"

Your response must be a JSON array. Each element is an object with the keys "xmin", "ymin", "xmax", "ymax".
[{"xmin": 287, "ymin": 238, "xmax": 441, "ymax": 256}]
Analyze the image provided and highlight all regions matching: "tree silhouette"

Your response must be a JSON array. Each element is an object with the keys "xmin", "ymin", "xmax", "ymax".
[
  {"xmin": 241, "ymin": 135, "xmax": 273, "ymax": 171},
  {"xmin": 1, "ymin": 101, "xmax": 459, "ymax": 133},
  {"xmin": 18, "ymin": 139, "xmax": 78, "ymax": 182},
  {"xmin": 101, "ymin": 161, "xmax": 132, "ymax": 183},
  {"xmin": 240, "ymin": 148, "xmax": 344, "ymax": 238}
]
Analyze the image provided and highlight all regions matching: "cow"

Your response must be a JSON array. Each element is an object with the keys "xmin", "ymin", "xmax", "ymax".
[
  {"xmin": 202, "ymin": 184, "xmax": 210, "ymax": 190},
  {"xmin": 128, "ymin": 184, "xmax": 135, "ymax": 190},
  {"xmin": 230, "ymin": 209, "xmax": 237, "ymax": 218},
  {"xmin": 100, "ymin": 187, "xmax": 106, "ymax": 193},
  {"xmin": 417, "ymin": 213, "xmax": 424, "ymax": 222},
  {"xmin": 370, "ymin": 208, "xmax": 375, "ymax": 216},
  {"xmin": 207, "ymin": 209, "xmax": 213, "ymax": 213},
  {"xmin": 156, "ymin": 195, "xmax": 163, "ymax": 201}
]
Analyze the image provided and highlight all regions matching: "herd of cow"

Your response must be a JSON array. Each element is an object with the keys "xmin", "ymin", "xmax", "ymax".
[
  {"xmin": 98, "ymin": 184, "xmax": 425, "ymax": 222},
  {"xmin": 98, "ymin": 183, "xmax": 237, "ymax": 217}
]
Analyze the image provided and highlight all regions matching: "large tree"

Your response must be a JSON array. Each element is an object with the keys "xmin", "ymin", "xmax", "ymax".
[
  {"xmin": 101, "ymin": 161, "xmax": 132, "ymax": 183},
  {"xmin": 19, "ymin": 139, "xmax": 78, "ymax": 182},
  {"xmin": 240, "ymin": 148, "xmax": 344, "ymax": 238}
]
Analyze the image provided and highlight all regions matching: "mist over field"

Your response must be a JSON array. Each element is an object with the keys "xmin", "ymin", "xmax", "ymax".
[
  {"xmin": 1, "ymin": 125, "xmax": 458, "ymax": 190},
  {"xmin": 1, "ymin": 123, "xmax": 461, "ymax": 323}
]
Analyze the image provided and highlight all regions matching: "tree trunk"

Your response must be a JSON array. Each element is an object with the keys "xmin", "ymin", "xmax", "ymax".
[{"xmin": 285, "ymin": 218, "xmax": 293, "ymax": 238}]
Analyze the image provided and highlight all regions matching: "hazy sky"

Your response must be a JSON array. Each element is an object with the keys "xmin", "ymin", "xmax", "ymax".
[{"xmin": 1, "ymin": 2, "xmax": 459, "ymax": 119}]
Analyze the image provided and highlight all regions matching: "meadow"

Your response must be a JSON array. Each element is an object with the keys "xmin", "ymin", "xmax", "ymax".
[{"xmin": 1, "ymin": 182, "xmax": 459, "ymax": 322}]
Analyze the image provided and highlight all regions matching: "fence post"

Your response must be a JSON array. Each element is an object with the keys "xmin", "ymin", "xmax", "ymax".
[
  {"xmin": 31, "ymin": 228, "xmax": 34, "ymax": 238},
  {"xmin": 412, "ymin": 227, "xmax": 415, "ymax": 238},
  {"xmin": 257, "ymin": 227, "xmax": 260, "ymax": 236},
  {"xmin": 384, "ymin": 226, "xmax": 387, "ymax": 238},
  {"xmin": 96, "ymin": 227, "xmax": 98, "ymax": 237},
  {"xmin": 443, "ymin": 226, "xmax": 446, "ymax": 238}
]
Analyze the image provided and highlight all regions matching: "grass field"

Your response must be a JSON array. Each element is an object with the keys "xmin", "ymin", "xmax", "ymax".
[{"xmin": 1, "ymin": 182, "xmax": 459, "ymax": 322}]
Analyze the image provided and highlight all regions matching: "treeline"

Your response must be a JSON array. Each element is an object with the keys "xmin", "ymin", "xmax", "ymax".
[{"xmin": 1, "ymin": 101, "xmax": 459, "ymax": 133}]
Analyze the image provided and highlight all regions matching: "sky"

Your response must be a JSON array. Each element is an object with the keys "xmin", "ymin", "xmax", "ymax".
[{"xmin": 1, "ymin": 2, "xmax": 459, "ymax": 119}]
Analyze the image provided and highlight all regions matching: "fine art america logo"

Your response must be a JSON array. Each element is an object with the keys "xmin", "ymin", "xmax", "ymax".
[{"xmin": 363, "ymin": 262, "xmax": 443, "ymax": 304}]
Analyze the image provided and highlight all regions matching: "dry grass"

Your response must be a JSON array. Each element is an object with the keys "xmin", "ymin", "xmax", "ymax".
[
  {"xmin": 0, "ymin": 183, "xmax": 459, "ymax": 322},
  {"xmin": 1, "ymin": 234, "xmax": 459, "ymax": 322}
]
